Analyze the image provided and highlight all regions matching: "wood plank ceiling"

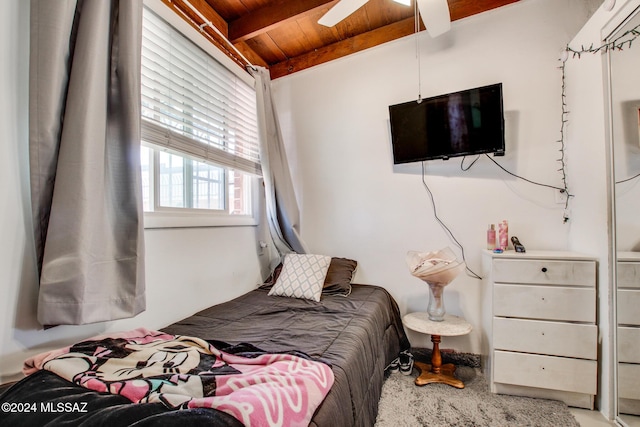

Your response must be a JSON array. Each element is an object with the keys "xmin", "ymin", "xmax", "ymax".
[{"xmin": 160, "ymin": 0, "xmax": 520, "ymax": 79}]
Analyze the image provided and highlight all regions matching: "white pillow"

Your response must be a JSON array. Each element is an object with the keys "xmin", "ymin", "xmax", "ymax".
[{"xmin": 268, "ymin": 254, "xmax": 332, "ymax": 302}]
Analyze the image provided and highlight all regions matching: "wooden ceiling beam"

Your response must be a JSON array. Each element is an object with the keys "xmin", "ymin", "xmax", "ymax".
[
  {"xmin": 228, "ymin": 0, "xmax": 338, "ymax": 43},
  {"xmin": 268, "ymin": 17, "xmax": 416, "ymax": 79},
  {"xmin": 233, "ymin": 41, "xmax": 270, "ymax": 68}
]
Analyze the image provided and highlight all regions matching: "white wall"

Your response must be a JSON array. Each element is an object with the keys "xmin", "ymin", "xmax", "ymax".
[
  {"xmin": 0, "ymin": 0, "xmax": 267, "ymax": 384},
  {"xmin": 272, "ymin": 0, "xmax": 599, "ymax": 354}
]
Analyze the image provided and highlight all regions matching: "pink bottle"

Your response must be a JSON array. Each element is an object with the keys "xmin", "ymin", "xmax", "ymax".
[
  {"xmin": 487, "ymin": 224, "xmax": 496, "ymax": 249},
  {"xmin": 498, "ymin": 220, "xmax": 508, "ymax": 251}
]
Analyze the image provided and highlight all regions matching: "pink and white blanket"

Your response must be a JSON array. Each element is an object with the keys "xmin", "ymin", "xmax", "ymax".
[{"xmin": 23, "ymin": 328, "xmax": 334, "ymax": 427}]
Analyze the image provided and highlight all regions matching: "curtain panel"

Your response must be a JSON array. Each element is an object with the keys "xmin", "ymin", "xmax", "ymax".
[
  {"xmin": 251, "ymin": 67, "xmax": 308, "ymax": 259},
  {"xmin": 29, "ymin": 0, "xmax": 145, "ymax": 325}
]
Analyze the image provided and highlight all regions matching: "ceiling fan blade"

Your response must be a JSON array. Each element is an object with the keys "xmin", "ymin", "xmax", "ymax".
[
  {"xmin": 416, "ymin": 0, "xmax": 451, "ymax": 37},
  {"xmin": 318, "ymin": 0, "xmax": 370, "ymax": 27}
]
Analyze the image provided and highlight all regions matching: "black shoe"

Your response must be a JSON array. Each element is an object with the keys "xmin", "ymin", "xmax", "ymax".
[
  {"xmin": 386, "ymin": 357, "xmax": 400, "ymax": 374},
  {"xmin": 399, "ymin": 350, "xmax": 414, "ymax": 376}
]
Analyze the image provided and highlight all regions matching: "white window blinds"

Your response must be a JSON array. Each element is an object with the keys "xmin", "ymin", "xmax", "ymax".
[{"xmin": 141, "ymin": 9, "xmax": 261, "ymax": 176}]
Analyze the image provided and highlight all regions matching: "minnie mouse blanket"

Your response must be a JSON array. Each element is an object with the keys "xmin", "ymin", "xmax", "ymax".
[{"xmin": 22, "ymin": 328, "xmax": 334, "ymax": 427}]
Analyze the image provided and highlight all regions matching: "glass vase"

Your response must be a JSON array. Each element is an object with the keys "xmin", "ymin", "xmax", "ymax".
[{"xmin": 427, "ymin": 282, "xmax": 446, "ymax": 321}]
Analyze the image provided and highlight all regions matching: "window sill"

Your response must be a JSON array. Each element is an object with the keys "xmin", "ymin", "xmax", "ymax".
[{"xmin": 143, "ymin": 211, "xmax": 258, "ymax": 229}]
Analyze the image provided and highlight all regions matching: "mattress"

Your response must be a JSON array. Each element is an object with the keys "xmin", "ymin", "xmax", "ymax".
[{"xmin": 0, "ymin": 284, "xmax": 409, "ymax": 426}]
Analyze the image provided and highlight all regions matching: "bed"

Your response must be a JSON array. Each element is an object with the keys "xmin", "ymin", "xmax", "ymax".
[{"xmin": 0, "ymin": 256, "xmax": 410, "ymax": 427}]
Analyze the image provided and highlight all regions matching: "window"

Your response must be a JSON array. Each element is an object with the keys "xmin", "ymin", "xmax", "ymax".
[{"xmin": 140, "ymin": 6, "xmax": 260, "ymax": 228}]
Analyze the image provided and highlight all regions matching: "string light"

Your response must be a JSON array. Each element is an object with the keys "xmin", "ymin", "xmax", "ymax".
[
  {"xmin": 566, "ymin": 24, "xmax": 640, "ymax": 58},
  {"xmin": 557, "ymin": 22, "xmax": 640, "ymax": 223},
  {"xmin": 557, "ymin": 55, "xmax": 571, "ymax": 223}
]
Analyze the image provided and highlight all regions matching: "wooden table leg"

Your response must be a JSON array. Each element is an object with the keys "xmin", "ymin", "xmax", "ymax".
[{"xmin": 414, "ymin": 334, "xmax": 465, "ymax": 388}]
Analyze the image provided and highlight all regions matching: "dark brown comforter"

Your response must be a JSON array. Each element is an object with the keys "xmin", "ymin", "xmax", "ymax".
[
  {"xmin": 163, "ymin": 284, "xmax": 410, "ymax": 427},
  {"xmin": 0, "ymin": 284, "xmax": 409, "ymax": 427}
]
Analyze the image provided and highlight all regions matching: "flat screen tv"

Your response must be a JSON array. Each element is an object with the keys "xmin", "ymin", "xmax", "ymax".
[{"xmin": 389, "ymin": 83, "xmax": 505, "ymax": 164}]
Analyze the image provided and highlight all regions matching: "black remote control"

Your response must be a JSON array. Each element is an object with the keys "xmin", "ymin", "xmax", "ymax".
[{"xmin": 511, "ymin": 236, "xmax": 526, "ymax": 253}]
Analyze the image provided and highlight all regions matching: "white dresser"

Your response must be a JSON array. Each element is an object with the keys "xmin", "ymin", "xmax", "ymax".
[
  {"xmin": 482, "ymin": 250, "xmax": 598, "ymax": 409},
  {"xmin": 617, "ymin": 252, "xmax": 640, "ymax": 416}
]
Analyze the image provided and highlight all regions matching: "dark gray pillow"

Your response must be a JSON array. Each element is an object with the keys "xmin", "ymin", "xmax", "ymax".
[{"xmin": 322, "ymin": 257, "xmax": 357, "ymax": 296}]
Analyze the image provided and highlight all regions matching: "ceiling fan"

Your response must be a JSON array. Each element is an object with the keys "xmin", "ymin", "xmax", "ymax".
[{"xmin": 318, "ymin": 0, "xmax": 451, "ymax": 37}]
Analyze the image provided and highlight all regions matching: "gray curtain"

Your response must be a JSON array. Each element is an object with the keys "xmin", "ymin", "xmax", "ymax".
[
  {"xmin": 29, "ymin": 0, "xmax": 145, "ymax": 325},
  {"xmin": 251, "ymin": 67, "xmax": 308, "ymax": 258}
]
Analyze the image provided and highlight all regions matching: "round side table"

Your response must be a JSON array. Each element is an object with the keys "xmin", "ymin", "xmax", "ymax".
[{"xmin": 402, "ymin": 312, "xmax": 472, "ymax": 389}]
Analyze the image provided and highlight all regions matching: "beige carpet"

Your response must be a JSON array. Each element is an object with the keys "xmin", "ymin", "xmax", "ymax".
[{"xmin": 375, "ymin": 364, "xmax": 580, "ymax": 427}]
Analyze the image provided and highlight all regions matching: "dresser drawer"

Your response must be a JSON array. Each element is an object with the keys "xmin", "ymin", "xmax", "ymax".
[
  {"xmin": 493, "ymin": 318, "xmax": 597, "ymax": 359},
  {"xmin": 618, "ymin": 262, "xmax": 640, "ymax": 289},
  {"xmin": 494, "ymin": 284, "xmax": 596, "ymax": 322},
  {"xmin": 619, "ymin": 362, "xmax": 640, "ymax": 400},
  {"xmin": 493, "ymin": 350, "xmax": 597, "ymax": 394},
  {"xmin": 619, "ymin": 326, "xmax": 640, "ymax": 364},
  {"xmin": 618, "ymin": 289, "xmax": 640, "ymax": 325},
  {"xmin": 493, "ymin": 259, "xmax": 595, "ymax": 286}
]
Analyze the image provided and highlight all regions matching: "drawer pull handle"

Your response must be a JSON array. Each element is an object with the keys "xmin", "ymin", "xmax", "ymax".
[{"xmin": 541, "ymin": 267, "xmax": 548, "ymax": 273}]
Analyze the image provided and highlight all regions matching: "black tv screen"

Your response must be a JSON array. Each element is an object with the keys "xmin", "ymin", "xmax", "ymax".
[{"xmin": 389, "ymin": 83, "xmax": 505, "ymax": 164}]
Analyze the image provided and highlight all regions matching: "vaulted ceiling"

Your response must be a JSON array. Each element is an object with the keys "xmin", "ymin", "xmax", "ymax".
[{"xmin": 160, "ymin": 0, "xmax": 521, "ymax": 79}]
